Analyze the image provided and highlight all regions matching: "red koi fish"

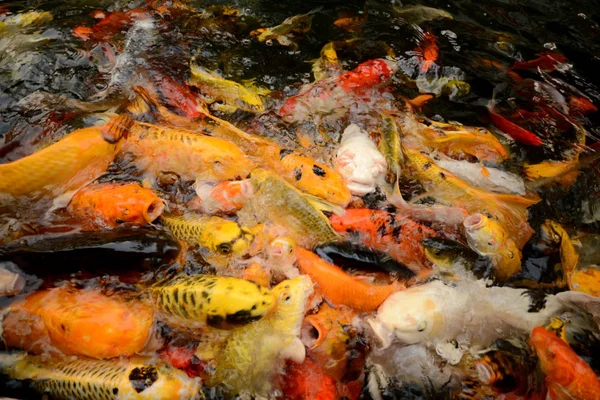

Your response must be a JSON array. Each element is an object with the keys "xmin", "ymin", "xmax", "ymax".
[
  {"xmin": 511, "ymin": 53, "xmax": 567, "ymax": 73},
  {"xmin": 152, "ymin": 74, "xmax": 207, "ymax": 120},
  {"xmin": 279, "ymin": 59, "xmax": 397, "ymax": 122},
  {"xmin": 489, "ymin": 106, "xmax": 544, "ymax": 146}
]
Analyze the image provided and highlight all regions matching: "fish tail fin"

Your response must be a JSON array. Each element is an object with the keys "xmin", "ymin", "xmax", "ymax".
[
  {"xmin": 101, "ymin": 114, "xmax": 134, "ymax": 143},
  {"xmin": 492, "ymin": 191, "xmax": 541, "ymax": 207}
]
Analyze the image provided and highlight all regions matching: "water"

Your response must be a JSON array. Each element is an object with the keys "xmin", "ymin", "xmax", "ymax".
[{"xmin": 1, "ymin": 0, "xmax": 600, "ymax": 399}]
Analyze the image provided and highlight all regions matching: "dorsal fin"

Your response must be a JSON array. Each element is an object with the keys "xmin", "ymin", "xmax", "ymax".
[{"xmin": 102, "ymin": 114, "xmax": 135, "ymax": 143}]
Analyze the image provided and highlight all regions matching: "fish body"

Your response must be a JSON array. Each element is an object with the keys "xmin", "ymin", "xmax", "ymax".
[
  {"xmin": 530, "ymin": 327, "xmax": 600, "ymax": 400},
  {"xmin": 330, "ymin": 208, "xmax": 435, "ymax": 275},
  {"xmin": 570, "ymin": 266, "xmax": 600, "ymax": 297},
  {"xmin": 0, "ymin": 126, "xmax": 120, "ymax": 209},
  {"xmin": 238, "ymin": 169, "xmax": 339, "ymax": 248},
  {"xmin": 279, "ymin": 59, "xmax": 397, "ymax": 122},
  {"xmin": 189, "ymin": 58, "xmax": 266, "ymax": 113},
  {"xmin": 523, "ymin": 160, "xmax": 580, "ymax": 188},
  {"xmin": 207, "ymin": 275, "xmax": 313, "ymax": 396},
  {"xmin": 391, "ymin": 5, "xmax": 453, "ymax": 24},
  {"xmin": 295, "ymin": 247, "xmax": 404, "ymax": 312},
  {"xmin": 0, "ymin": 228, "xmax": 181, "ymax": 280},
  {"xmin": 418, "ymin": 121, "xmax": 509, "ymax": 164},
  {"xmin": 2, "ymin": 286, "xmax": 155, "ymax": 359},
  {"xmin": 422, "ymin": 238, "xmax": 488, "ymax": 278},
  {"xmin": 464, "ymin": 213, "xmax": 522, "ymax": 280},
  {"xmin": 0, "ymin": 353, "xmax": 203, "ymax": 400},
  {"xmin": 161, "ymin": 214, "xmax": 256, "ymax": 269},
  {"xmin": 541, "ymin": 220, "xmax": 579, "ymax": 286},
  {"xmin": 0, "ymin": 11, "xmax": 53, "ymax": 36},
  {"xmin": 149, "ymin": 275, "xmax": 276, "ymax": 331},
  {"xmin": 369, "ymin": 280, "xmax": 565, "ymax": 357},
  {"xmin": 435, "ymin": 157, "xmax": 526, "ymax": 195},
  {"xmin": 405, "ymin": 149, "xmax": 538, "ymax": 248},
  {"xmin": 68, "ymin": 183, "xmax": 164, "ymax": 229},
  {"xmin": 120, "ymin": 121, "xmax": 253, "ymax": 183},
  {"xmin": 335, "ymin": 124, "xmax": 387, "ymax": 196},
  {"xmin": 377, "ymin": 113, "xmax": 402, "ymax": 181},
  {"xmin": 251, "ymin": 9, "xmax": 316, "ymax": 50},
  {"xmin": 312, "ymin": 41, "xmax": 343, "ymax": 81}
]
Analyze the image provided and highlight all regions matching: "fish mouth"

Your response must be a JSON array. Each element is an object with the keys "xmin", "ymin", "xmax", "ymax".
[
  {"xmin": 301, "ymin": 315, "xmax": 327, "ymax": 349},
  {"xmin": 463, "ymin": 213, "xmax": 485, "ymax": 231},
  {"xmin": 475, "ymin": 361, "xmax": 495, "ymax": 384},
  {"xmin": 143, "ymin": 199, "xmax": 165, "ymax": 224}
]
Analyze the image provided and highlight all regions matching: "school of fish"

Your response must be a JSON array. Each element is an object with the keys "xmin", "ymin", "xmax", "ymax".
[{"xmin": 1, "ymin": 2, "xmax": 600, "ymax": 400}]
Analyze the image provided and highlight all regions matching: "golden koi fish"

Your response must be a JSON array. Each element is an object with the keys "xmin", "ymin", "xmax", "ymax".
[
  {"xmin": 0, "ymin": 353, "xmax": 204, "ymax": 400},
  {"xmin": 148, "ymin": 274, "xmax": 276, "ymax": 331}
]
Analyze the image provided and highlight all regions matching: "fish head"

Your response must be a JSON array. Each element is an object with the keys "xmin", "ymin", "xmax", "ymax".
[
  {"xmin": 374, "ymin": 284, "xmax": 444, "ymax": 345},
  {"xmin": 206, "ymin": 140, "xmax": 254, "ymax": 180},
  {"xmin": 464, "ymin": 213, "xmax": 505, "ymax": 256},
  {"xmin": 234, "ymin": 91, "xmax": 265, "ymax": 113},
  {"xmin": 279, "ymin": 95, "xmax": 310, "ymax": 122},
  {"xmin": 268, "ymin": 236, "xmax": 297, "ymax": 266},
  {"xmin": 200, "ymin": 219, "xmax": 255, "ymax": 262},
  {"xmin": 529, "ymin": 326, "xmax": 573, "ymax": 380},
  {"xmin": 422, "ymin": 238, "xmax": 478, "ymax": 270},
  {"xmin": 271, "ymin": 275, "xmax": 314, "ymax": 332},
  {"xmin": 282, "ymin": 153, "xmax": 351, "ymax": 206}
]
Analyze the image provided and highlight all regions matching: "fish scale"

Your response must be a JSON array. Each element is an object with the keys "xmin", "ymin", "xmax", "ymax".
[
  {"xmin": 0, "ymin": 354, "xmax": 203, "ymax": 400},
  {"xmin": 149, "ymin": 275, "xmax": 276, "ymax": 331}
]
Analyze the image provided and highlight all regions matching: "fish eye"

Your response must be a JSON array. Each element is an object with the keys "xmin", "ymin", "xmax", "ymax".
[
  {"xmin": 217, "ymin": 243, "xmax": 232, "ymax": 254},
  {"xmin": 507, "ymin": 250, "xmax": 514, "ymax": 259},
  {"xmin": 417, "ymin": 321, "xmax": 427, "ymax": 332},
  {"xmin": 280, "ymin": 291, "xmax": 292, "ymax": 303}
]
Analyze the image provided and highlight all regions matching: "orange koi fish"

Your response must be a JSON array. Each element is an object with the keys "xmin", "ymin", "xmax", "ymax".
[
  {"xmin": 3, "ymin": 286, "xmax": 157, "ymax": 359},
  {"xmin": 119, "ymin": 120, "xmax": 254, "ymax": 183},
  {"xmin": 529, "ymin": 326, "xmax": 600, "ymax": 400},
  {"xmin": 301, "ymin": 303, "xmax": 363, "ymax": 381},
  {"xmin": 295, "ymin": 247, "xmax": 404, "ymax": 312},
  {"xmin": 68, "ymin": 182, "xmax": 164, "ymax": 229},
  {"xmin": 511, "ymin": 53, "xmax": 567, "ymax": 73},
  {"xmin": 0, "ymin": 124, "xmax": 123, "ymax": 210},
  {"xmin": 489, "ymin": 107, "xmax": 544, "ymax": 146},
  {"xmin": 329, "ymin": 209, "xmax": 436, "ymax": 275}
]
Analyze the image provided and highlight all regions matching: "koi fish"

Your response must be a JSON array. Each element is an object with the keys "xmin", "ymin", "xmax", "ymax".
[
  {"xmin": 377, "ymin": 112, "xmax": 403, "ymax": 181},
  {"xmin": 148, "ymin": 275, "xmax": 276, "ymax": 331},
  {"xmin": 464, "ymin": 213, "xmax": 522, "ymax": 280},
  {"xmin": 523, "ymin": 160, "xmax": 580, "ymax": 188},
  {"xmin": 2, "ymin": 286, "xmax": 156, "ymax": 359},
  {"xmin": 329, "ymin": 208, "xmax": 436, "ymax": 275},
  {"xmin": 118, "ymin": 120, "xmax": 254, "ymax": 184},
  {"xmin": 295, "ymin": 247, "xmax": 404, "ymax": 312},
  {"xmin": 417, "ymin": 119, "xmax": 509, "ymax": 163},
  {"xmin": 67, "ymin": 183, "xmax": 164, "ymax": 229},
  {"xmin": 311, "ymin": 41, "xmax": 344, "ymax": 81},
  {"xmin": 151, "ymin": 73, "xmax": 207, "ymax": 120},
  {"xmin": 0, "ymin": 125, "xmax": 122, "ymax": 211},
  {"xmin": 569, "ymin": 95, "xmax": 598, "ymax": 117},
  {"xmin": 279, "ymin": 58, "xmax": 397, "ymax": 122},
  {"xmin": 280, "ymin": 358, "xmax": 337, "ymax": 400},
  {"xmin": 191, "ymin": 180, "xmax": 253, "ymax": 215},
  {"xmin": 368, "ymin": 280, "xmax": 569, "ymax": 360},
  {"xmin": 569, "ymin": 267, "xmax": 600, "ymax": 297},
  {"xmin": 540, "ymin": 220, "xmax": 580, "ymax": 287},
  {"xmin": 160, "ymin": 213, "xmax": 257, "ymax": 269},
  {"xmin": 0, "ymin": 10, "xmax": 53, "ymax": 36},
  {"xmin": 511, "ymin": 53, "xmax": 567, "ymax": 73},
  {"xmin": 390, "ymin": 5, "xmax": 453, "ymax": 24},
  {"xmin": 251, "ymin": 8, "xmax": 318, "ymax": 51},
  {"xmin": 416, "ymin": 31, "xmax": 439, "ymax": 73},
  {"xmin": 529, "ymin": 326, "xmax": 600, "ymax": 400},
  {"xmin": 188, "ymin": 58, "xmax": 268, "ymax": 113},
  {"xmin": 301, "ymin": 303, "xmax": 363, "ymax": 381},
  {"xmin": 237, "ymin": 169, "xmax": 340, "ymax": 248},
  {"xmin": 0, "ymin": 353, "xmax": 204, "ymax": 400},
  {"xmin": 335, "ymin": 123, "xmax": 387, "ymax": 196},
  {"xmin": 404, "ymin": 149, "xmax": 539, "ymax": 248},
  {"xmin": 434, "ymin": 157, "xmax": 526, "ymax": 195},
  {"xmin": 488, "ymin": 107, "xmax": 544, "ymax": 146},
  {"xmin": 206, "ymin": 276, "xmax": 313, "ymax": 396}
]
